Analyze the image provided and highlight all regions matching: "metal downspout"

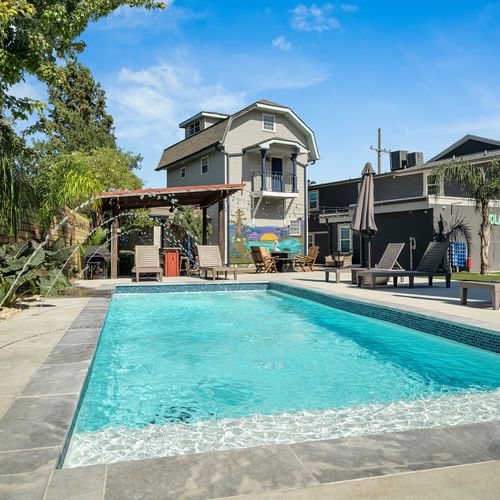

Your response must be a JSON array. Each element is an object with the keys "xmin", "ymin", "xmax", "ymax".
[{"xmin": 304, "ymin": 163, "xmax": 308, "ymax": 254}]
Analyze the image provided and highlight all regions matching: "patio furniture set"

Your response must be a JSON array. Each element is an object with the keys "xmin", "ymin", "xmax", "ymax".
[{"xmin": 132, "ymin": 242, "xmax": 498, "ymax": 309}]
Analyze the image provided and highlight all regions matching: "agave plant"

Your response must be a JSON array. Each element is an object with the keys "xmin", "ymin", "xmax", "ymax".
[{"xmin": 0, "ymin": 239, "xmax": 73, "ymax": 308}]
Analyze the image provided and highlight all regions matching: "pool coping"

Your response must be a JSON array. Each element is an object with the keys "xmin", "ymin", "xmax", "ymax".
[{"xmin": 0, "ymin": 281, "xmax": 498, "ymax": 499}]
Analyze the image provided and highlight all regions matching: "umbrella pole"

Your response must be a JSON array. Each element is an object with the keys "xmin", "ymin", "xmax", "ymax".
[{"xmin": 368, "ymin": 235, "xmax": 372, "ymax": 269}]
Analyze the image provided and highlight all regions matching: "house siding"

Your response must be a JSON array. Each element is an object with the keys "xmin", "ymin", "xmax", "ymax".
[
  {"xmin": 166, "ymin": 150, "xmax": 225, "ymax": 187},
  {"xmin": 224, "ymin": 110, "xmax": 309, "ymax": 264}
]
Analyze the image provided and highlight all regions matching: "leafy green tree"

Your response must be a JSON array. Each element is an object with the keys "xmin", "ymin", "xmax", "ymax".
[
  {"xmin": 432, "ymin": 159, "xmax": 500, "ymax": 274},
  {"xmin": 1, "ymin": 0, "xmax": 165, "ymax": 139},
  {"xmin": 39, "ymin": 60, "xmax": 116, "ymax": 154},
  {"xmin": 35, "ymin": 152, "xmax": 101, "ymax": 234},
  {"xmin": 171, "ymin": 207, "xmax": 209, "ymax": 244},
  {"xmin": 72, "ymin": 148, "xmax": 143, "ymax": 191},
  {"xmin": 35, "ymin": 147, "xmax": 143, "ymax": 234},
  {"xmin": 0, "ymin": 155, "xmax": 34, "ymax": 240},
  {"xmin": 1, "ymin": 0, "xmax": 164, "ymax": 242}
]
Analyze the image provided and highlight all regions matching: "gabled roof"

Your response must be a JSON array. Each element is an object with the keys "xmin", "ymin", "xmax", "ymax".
[
  {"xmin": 156, "ymin": 118, "xmax": 229, "ymax": 170},
  {"xmin": 156, "ymin": 100, "xmax": 319, "ymax": 170},
  {"xmin": 429, "ymin": 134, "xmax": 500, "ymax": 162},
  {"xmin": 178, "ymin": 111, "xmax": 229, "ymax": 128}
]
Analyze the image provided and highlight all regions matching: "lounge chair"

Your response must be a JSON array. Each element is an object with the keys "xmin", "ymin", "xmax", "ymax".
[
  {"xmin": 132, "ymin": 245, "xmax": 162, "ymax": 282},
  {"xmin": 327, "ymin": 253, "xmax": 353, "ymax": 267},
  {"xmin": 294, "ymin": 245, "xmax": 320, "ymax": 272},
  {"xmin": 324, "ymin": 242, "xmax": 404, "ymax": 284},
  {"xmin": 258, "ymin": 247, "xmax": 278, "ymax": 273},
  {"xmin": 357, "ymin": 241, "xmax": 451, "ymax": 289},
  {"xmin": 197, "ymin": 245, "xmax": 237, "ymax": 280}
]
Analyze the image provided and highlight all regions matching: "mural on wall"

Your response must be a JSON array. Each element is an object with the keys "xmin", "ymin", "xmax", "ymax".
[{"xmin": 229, "ymin": 208, "xmax": 304, "ymax": 264}]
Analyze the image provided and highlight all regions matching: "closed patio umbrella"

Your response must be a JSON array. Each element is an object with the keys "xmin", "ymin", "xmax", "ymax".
[{"xmin": 351, "ymin": 162, "xmax": 378, "ymax": 268}]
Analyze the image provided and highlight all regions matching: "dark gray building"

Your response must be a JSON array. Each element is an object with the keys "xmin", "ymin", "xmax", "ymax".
[{"xmin": 308, "ymin": 135, "xmax": 500, "ymax": 272}]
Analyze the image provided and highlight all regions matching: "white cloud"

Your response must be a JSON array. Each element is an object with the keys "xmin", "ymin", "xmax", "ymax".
[
  {"xmin": 9, "ymin": 79, "xmax": 45, "ymax": 101},
  {"xmin": 291, "ymin": 3, "xmax": 340, "ymax": 32},
  {"xmin": 95, "ymin": 3, "xmax": 207, "ymax": 31},
  {"xmin": 340, "ymin": 3, "xmax": 358, "ymax": 13},
  {"xmin": 109, "ymin": 60, "xmax": 247, "ymax": 146},
  {"xmin": 272, "ymin": 35, "xmax": 292, "ymax": 51}
]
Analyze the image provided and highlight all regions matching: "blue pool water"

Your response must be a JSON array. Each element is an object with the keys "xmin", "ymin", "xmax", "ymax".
[
  {"xmin": 64, "ymin": 289, "xmax": 500, "ymax": 467},
  {"xmin": 64, "ymin": 290, "xmax": 500, "ymax": 467}
]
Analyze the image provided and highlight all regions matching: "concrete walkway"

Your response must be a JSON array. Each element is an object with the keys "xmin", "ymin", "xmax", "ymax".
[{"xmin": 0, "ymin": 294, "xmax": 91, "ymax": 420}]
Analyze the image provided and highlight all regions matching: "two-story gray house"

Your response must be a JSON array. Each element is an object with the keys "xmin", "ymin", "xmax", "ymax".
[{"xmin": 156, "ymin": 100, "xmax": 319, "ymax": 264}]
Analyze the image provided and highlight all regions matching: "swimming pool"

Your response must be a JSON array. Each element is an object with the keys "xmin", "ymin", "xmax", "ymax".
[{"xmin": 63, "ymin": 285, "xmax": 500, "ymax": 467}]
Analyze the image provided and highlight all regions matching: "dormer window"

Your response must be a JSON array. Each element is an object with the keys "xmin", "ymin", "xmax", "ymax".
[
  {"xmin": 262, "ymin": 113, "xmax": 275, "ymax": 132},
  {"xmin": 188, "ymin": 120, "xmax": 201, "ymax": 136}
]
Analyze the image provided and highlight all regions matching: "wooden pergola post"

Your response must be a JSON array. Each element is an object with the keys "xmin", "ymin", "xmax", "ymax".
[
  {"xmin": 110, "ymin": 204, "xmax": 119, "ymax": 279},
  {"xmin": 218, "ymin": 200, "xmax": 225, "ymax": 263},
  {"xmin": 202, "ymin": 207, "xmax": 208, "ymax": 245}
]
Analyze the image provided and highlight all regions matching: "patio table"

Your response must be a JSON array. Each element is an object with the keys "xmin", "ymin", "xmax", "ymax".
[{"xmin": 271, "ymin": 252, "xmax": 294, "ymax": 272}]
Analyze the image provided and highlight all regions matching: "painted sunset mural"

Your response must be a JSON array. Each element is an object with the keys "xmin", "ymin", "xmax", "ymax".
[{"xmin": 229, "ymin": 209, "xmax": 304, "ymax": 264}]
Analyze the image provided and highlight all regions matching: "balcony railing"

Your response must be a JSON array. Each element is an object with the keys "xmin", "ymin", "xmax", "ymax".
[{"xmin": 251, "ymin": 172, "xmax": 297, "ymax": 193}]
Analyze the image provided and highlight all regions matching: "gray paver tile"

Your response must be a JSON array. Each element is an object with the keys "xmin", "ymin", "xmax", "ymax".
[
  {"xmin": 45, "ymin": 465, "xmax": 106, "ymax": 500},
  {"xmin": 0, "ymin": 447, "xmax": 60, "ymax": 475},
  {"xmin": 70, "ymin": 313, "xmax": 106, "ymax": 330},
  {"xmin": 43, "ymin": 343, "xmax": 95, "ymax": 365},
  {"xmin": 22, "ymin": 361, "xmax": 89, "ymax": 397},
  {"xmin": 105, "ymin": 445, "xmax": 318, "ymax": 500},
  {"xmin": 58, "ymin": 328, "xmax": 101, "ymax": 345},
  {"xmin": 230, "ymin": 460, "xmax": 500, "ymax": 500},
  {"xmin": 290, "ymin": 427, "xmax": 492, "ymax": 483},
  {"xmin": 440, "ymin": 420, "xmax": 500, "ymax": 459},
  {"xmin": 0, "ymin": 470, "xmax": 51, "ymax": 500},
  {"xmin": 0, "ymin": 394, "xmax": 77, "ymax": 452}
]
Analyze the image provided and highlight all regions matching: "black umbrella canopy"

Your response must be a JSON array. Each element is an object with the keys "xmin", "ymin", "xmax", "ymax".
[
  {"xmin": 351, "ymin": 162, "xmax": 378, "ymax": 268},
  {"xmin": 351, "ymin": 162, "xmax": 378, "ymax": 236}
]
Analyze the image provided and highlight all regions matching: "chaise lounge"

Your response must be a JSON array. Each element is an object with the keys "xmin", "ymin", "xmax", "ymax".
[
  {"xmin": 197, "ymin": 245, "xmax": 238, "ymax": 280},
  {"xmin": 356, "ymin": 241, "xmax": 451, "ymax": 289},
  {"xmin": 133, "ymin": 245, "xmax": 163, "ymax": 282},
  {"xmin": 325, "ymin": 242, "xmax": 405, "ymax": 284}
]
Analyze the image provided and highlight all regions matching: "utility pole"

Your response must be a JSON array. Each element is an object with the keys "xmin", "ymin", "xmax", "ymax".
[{"xmin": 370, "ymin": 128, "xmax": 391, "ymax": 174}]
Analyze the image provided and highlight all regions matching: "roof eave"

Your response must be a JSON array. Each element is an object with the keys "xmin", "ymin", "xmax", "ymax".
[{"xmin": 155, "ymin": 142, "xmax": 221, "ymax": 171}]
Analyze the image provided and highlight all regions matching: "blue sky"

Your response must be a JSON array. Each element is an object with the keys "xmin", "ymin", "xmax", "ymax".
[{"xmin": 16, "ymin": 1, "xmax": 500, "ymax": 186}]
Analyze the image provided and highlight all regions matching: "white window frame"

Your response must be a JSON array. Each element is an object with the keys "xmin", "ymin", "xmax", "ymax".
[
  {"xmin": 425, "ymin": 171, "xmax": 443, "ymax": 196},
  {"xmin": 308, "ymin": 233, "xmax": 314, "ymax": 247},
  {"xmin": 180, "ymin": 166, "xmax": 186, "ymax": 178},
  {"xmin": 188, "ymin": 120, "xmax": 201, "ymax": 136},
  {"xmin": 200, "ymin": 156, "xmax": 209, "ymax": 175},
  {"xmin": 289, "ymin": 219, "xmax": 302, "ymax": 237},
  {"xmin": 337, "ymin": 224, "xmax": 352, "ymax": 253},
  {"xmin": 262, "ymin": 113, "xmax": 275, "ymax": 132},
  {"xmin": 309, "ymin": 190, "xmax": 319, "ymax": 211}
]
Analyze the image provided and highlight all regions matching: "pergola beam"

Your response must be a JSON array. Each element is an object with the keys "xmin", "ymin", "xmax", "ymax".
[{"xmin": 98, "ymin": 184, "xmax": 244, "ymax": 278}]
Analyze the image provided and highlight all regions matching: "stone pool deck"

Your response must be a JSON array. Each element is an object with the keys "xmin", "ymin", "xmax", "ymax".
[{"xmin": 0, "ymin": 272, "xmax": 499, "ymax": 499}]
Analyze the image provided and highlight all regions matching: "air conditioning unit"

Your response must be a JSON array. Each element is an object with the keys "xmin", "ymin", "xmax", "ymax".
[
  {"xmin": 407, "ymin": 152, "xmax": 424, "ymax": 168},
  {"xmin": 390, "ymin": 150, "xmax": 408, "ymax": 171}
]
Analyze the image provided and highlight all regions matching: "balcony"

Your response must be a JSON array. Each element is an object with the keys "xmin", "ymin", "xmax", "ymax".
[{"xmin": 250, "ymin": 172, "xmax": 298, "ymax": 197}]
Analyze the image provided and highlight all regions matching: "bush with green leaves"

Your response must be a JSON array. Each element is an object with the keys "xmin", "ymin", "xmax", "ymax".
[{"xmin": 0, "ymin": 239, "xmax": 74, "ymax": 308}]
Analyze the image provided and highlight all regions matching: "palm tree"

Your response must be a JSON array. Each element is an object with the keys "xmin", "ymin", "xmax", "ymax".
[
  {"xmin": 432, "ymin": 159, "xmax": 500, "ymax": 274},
  {"xmin": 0, "ymin": 156, "xmax": 33, "ymax": 240},
  {"xmin": 34, "ymin": 153, "xmax": 101, "ymax": 236}
]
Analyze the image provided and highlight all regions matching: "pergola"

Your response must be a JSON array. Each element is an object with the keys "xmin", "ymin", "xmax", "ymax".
[{"xmin": 98, "ymin": 183, "xmax": 244, "ymax": 278}]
